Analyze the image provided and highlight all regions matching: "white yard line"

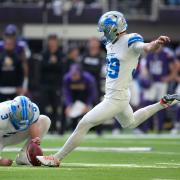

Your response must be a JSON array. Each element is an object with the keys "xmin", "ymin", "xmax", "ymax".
[
  {"xmin": 149, "ymin": 151, "xmax": 180, "ymax": 155},
  {"xmin": 0, "ymin": 163, "xmax": 179, "ymax": 170},
  {"xmin": 75, "ymin": 147, "xmax": 152, "ymax": 152},
  {"xmin": 103, "ymin": 134, "xmax": 180, "ymax": 139},
  {"xmin": 44, "ymin": 134, "xmax": 180, "ymax": 140},
  {"xmin": 61, "ymin": 162, "xmax": 180, "ymax": 169},
  {"xmin": 153, "ymin": 179, "xmax": 177, "ymax": 180},
  {"xmin": 4, "ymin": 147, "xmax": 180, "ymax": 155},
  {"xmin": 156, "ymin": 163, "xmax": 180, "ymax": 166},
  {"xmin": 3, "ymin": 147, "xmax": 152, "ymax": 152}
]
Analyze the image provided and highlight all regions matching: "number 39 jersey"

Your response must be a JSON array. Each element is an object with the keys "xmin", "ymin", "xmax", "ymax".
[
  {"xmin": 0, "ymin": 100, "xmax": 40, "ymax": 136},
  {"xmin": 105, "ymin": 33, "xmax": 144, "ymax": 100}
]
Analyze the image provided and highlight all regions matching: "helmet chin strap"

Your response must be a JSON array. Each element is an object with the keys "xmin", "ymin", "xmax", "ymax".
[
  {"xmin": 112, "ymin": 31, "xmax": 127, "ymax": 44},
  {"xmin": 112, "ymin": 36, "xmax": 119, "ymax": 44}
]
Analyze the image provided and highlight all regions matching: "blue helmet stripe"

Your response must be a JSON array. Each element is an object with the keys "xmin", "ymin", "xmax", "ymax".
[
  {"xmin": 20, "ymin": 96, "xmax": 25, "ymax": 120},
  {"xmin": 23, "ymin": 96, "xmax": 28, "ymax": 120},
  {"xmin": 128, "ymin": 36, "xmax": 144, "ymax": 47}
]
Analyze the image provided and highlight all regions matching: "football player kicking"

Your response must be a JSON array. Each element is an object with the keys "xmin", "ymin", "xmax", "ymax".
[
  {"xmin": 37, "ymin": 11, "xmax": 180, "ymax": 167},
  {"xmin": 0, "ymin": 96, "xmax": 51, "ymax": 166}
]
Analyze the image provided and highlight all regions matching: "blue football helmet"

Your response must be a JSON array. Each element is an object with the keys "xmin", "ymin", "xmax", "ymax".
[
  {"xmin": 98, "ymin": 11, "xmax": 128, "ymax": 45},
  {"xmin": 10, "ymin": 96, "xmax": 34, "ymax": 131}
]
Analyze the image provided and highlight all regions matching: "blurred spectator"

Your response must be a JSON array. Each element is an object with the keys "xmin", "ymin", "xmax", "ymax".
[
  {"xmin": 165, "ymin": 0, "xmax": 180, "ymax": 5},
  {"xmin": 81, "ymin": 37, "xmax": 104, "ymax": 102},
  {"xmin": 116, "ymin": 0, "xmax": 152, "ymax": 15},
  {"xmin": 171, "ymin": 46, "xmax": 180, "ymax": 134},
  {"xmin": 0, "ymin": 32, "xmax": 24, "ymax": 101},
  {"xmin": 72, "ymin": 0, "xmax": 85, "ymax": 15},
  {"xmin": 0, "ymin": 24, "xmax": 28, "ymax": 101},
  {"xmin": 64, "ymin": 46, "xmax": 81, "ymax": 73},
  {"xmin": 0, "ymin": 24, "xmax": 30, "ymax": 95},
  {"xmin": 40, "ymin": 34, "xmax": 64, "ymax": 133},
  {"xmin": 140, "ymin": 47, "xmax": 175, "ymax": 132},
  {"xmin": 63, "ymin": 64, "xmax": 97, "ymax": 130}
]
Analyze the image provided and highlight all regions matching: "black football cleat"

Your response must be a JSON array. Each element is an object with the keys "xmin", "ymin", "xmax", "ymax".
[{"xmin": 160, "ymin": 94, "xmax": 180, "ymax": 107}]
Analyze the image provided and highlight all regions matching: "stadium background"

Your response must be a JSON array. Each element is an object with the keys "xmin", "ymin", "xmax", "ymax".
[
  {"xmin": 1, "ymin": 1, "xmax": 180, "ymax": 180},
  {"xmin": 0, "ymin": 0, "xmax": 179, "ymax": 135}
]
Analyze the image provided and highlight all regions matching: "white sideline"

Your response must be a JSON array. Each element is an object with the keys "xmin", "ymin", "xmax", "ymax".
[{"xmin": 3, "ymin": 147, "xmax": 152, "ymax": 152}]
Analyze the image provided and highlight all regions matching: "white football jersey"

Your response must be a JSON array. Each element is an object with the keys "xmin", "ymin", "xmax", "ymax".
[
  {"xmin": 0, "ymin": 100, "xmax": 40, "ymax": 136},
  {"xmin": 105, "ymin": 33, "xmax": 144, "ymax": 100}
]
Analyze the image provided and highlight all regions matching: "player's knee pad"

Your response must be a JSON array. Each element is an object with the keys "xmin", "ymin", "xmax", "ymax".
[{"xmin": 38, "ymin": 115, "xmax": 51, "ymax": 133}]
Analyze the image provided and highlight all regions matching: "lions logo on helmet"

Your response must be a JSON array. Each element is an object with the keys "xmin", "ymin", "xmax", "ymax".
[
  {"xmin": 10, "ymin": 96, "xmax": 35, "ymax": 131},
  {"xmin": 98, "ymin": 11, "xmax": 128, "ymax": 45}
]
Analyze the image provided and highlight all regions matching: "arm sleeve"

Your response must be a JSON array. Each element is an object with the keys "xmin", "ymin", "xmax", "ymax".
[
  {"xmin": 128, "ymin": 33, "xmax": 145, "ymax": 54},
  {"xmin": 131, "ymin": 42, "xmax": 145, "ymax": 54}
]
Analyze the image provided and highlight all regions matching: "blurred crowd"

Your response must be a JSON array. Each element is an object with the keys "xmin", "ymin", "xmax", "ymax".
[
  {"xmin": 164, "ymin": 0, "xmax": 180, "ymax": 5},
  {"xmin": 0, "ymin": 24, "xmax": 179, "ymax": 135}
]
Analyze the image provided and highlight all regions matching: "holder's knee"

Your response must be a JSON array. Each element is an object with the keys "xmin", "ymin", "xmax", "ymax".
[{"xmin": 37, "ymin": 115, "xmax": 51, "ymax": 136}]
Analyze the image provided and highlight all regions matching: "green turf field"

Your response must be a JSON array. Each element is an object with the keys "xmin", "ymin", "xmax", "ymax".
[{"xmin": 0, "ymin": 134, "xmax": 180, "ymax": 180}]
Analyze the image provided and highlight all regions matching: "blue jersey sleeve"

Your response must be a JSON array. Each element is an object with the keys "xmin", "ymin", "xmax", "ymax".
[{"xmin": 128, "ymin": 33, "xmax": 144, "ymax": 47}]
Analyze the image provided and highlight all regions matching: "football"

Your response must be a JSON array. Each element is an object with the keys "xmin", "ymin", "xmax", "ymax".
[
  {"xmin": 26, "ymin": 142, "xmax": 43, "ymax": 166},
  {"xmin": 0, "ymin": 158, "xmax": 13, "ymax": 166}
]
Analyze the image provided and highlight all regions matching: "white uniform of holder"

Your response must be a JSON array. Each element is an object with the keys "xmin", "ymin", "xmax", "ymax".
[{"xmin": 0, "ymin": 100, "xmax": 50, "ymax": 163}]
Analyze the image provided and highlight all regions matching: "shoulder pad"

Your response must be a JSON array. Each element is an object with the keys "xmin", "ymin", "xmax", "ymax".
[{"xmin": 128, "ymin": 33, "xmax": 144, "ymax": 47}]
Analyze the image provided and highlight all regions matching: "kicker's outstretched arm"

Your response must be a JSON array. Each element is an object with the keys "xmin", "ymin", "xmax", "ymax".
[{"xmin": 143, "ymin": 36, "xmax": 170, "ymax": 53}]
